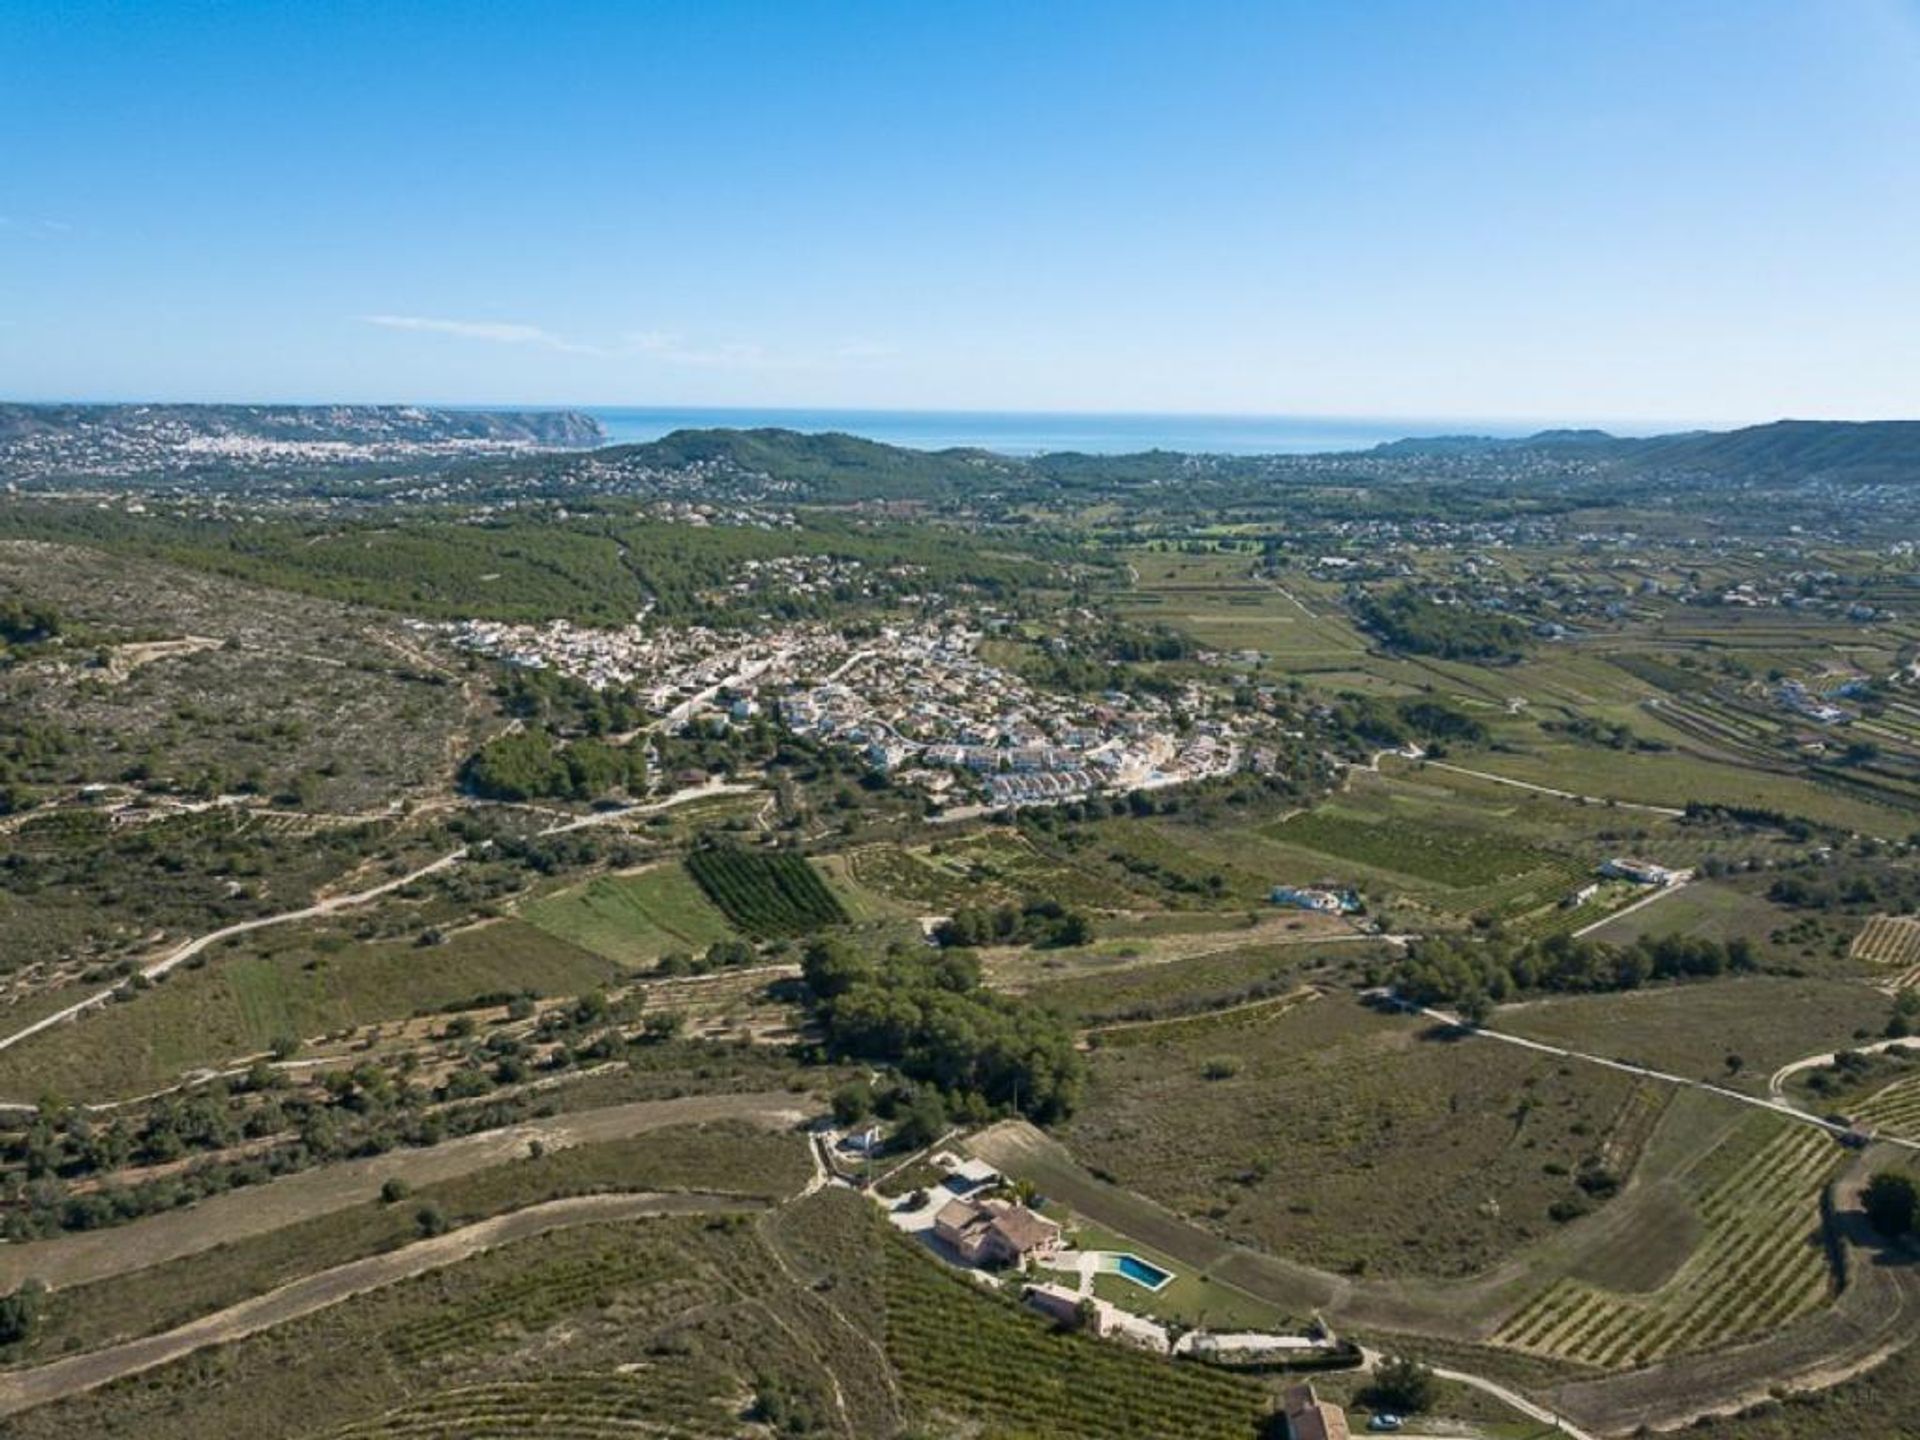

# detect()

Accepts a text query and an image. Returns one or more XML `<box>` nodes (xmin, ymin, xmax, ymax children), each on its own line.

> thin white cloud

<box><xmin>360</xmin><ymin>314</ymin><xmax>895</xmax><ymax>371</ymax></box>
<box><xmin>358</xmin><ymin>314</ymin><xmax>603</xmax><ymax>355</ymax></box>
<box><xmin>625</xmin><ymin>331</ymin><xmax>773</xmax><ymax>368</ymax></box>
<box><xmin>0</xmin><ymin>217</ymin><xmax>72</xmax><ymax>236</ymax></box>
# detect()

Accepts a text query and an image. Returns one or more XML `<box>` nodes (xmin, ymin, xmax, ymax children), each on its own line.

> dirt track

<box><xmin>1546</xmin><ymin>1156</ymin><xmax>1920</xmax><ymax>1434</ymax></box>
<box><xmin>0</xmin><ymin>1191</ymin><xmax>752</xmax><ymax>1417</ymax></box>
<box><xmin>0</xmin><ymin>1091</ymin><xmax>810</xmax><ymax>1293</ymax></box>
<box><xmin>971</xmin><ymin>1118</ymin><xmax>1920</xmax><ymax>1436</ymax></box>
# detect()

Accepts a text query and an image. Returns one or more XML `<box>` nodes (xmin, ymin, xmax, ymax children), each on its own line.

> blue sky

<box><xmin>3</xmin><ymin>1</ymin><xmax>1917</xmax><ymax>424</ymax></box>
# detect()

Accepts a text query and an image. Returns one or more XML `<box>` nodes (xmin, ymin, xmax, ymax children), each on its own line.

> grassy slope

<box><xmin>519</xmin><ymin>864</ymin><xmax>737</xmax><ymax>964</ymax></box>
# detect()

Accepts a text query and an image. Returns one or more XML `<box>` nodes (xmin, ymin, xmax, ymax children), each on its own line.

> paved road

<box><xmin>0</xmin><ymin>778</ymin><xmax>758</xmax><ymax>1059</ymax></box>
<box><xmin>0</xmin><ymin>1191</ymin><xmax>755</xmax><ymax>1418</ymax></box>
<box><xmin>660</xmin><ymin>649</ymin><xmax>792</xmax><ymax>731</ymax></box>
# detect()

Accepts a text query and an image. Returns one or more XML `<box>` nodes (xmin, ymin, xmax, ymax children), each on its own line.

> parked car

<box><xmin>1367</xmin><ymin>1417</ymin><xmax>1404</xmax><ymax>1434</ymax></box>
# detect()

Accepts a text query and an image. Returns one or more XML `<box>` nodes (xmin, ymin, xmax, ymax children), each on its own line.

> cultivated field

<box><xmin>1493</xmin><ymin>1116</ymin><xmax>1840</xmax><ymax>1368</ymax></box>
<box><xmin>882</xmin><ymin>1237</ymin><xmax>1267</xmax><ymax>1439</ymax></box>
<box><xmin>1852</xmin><ymin>1072</ymin><xmax>1920</xmax><ymax>1141</ymax></box>
<box><xmin>1496</xmin><ymin>976</ymin><xmax>1896</xmax><ymax>1093</ymax></box>
<box><xmin>520</xmin><ymin>864</ymin><xmax>738</xmax><ymax>964</ymax></box>
<box><xmin>1851</xmin><ymin>913</ymin><xmax>1920</xmax><ymax>977</ymax></box>
<box><xmin>684</xmin><ymin>846</ymin><xmax>847</xmax><ymax>937</ymax></box>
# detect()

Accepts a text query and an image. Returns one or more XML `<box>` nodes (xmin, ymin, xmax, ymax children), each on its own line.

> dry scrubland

<box><xmin>1062</xmin><ymin>994</ymin><xmax>1646</xmax><ymax>1278</ymax></box>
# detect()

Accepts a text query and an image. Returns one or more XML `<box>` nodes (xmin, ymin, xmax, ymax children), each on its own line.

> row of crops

<box><xmin>1493</xmin><ymin>1119</ymin><xmax>1840</xmax><ymax>1368</ymax></box>
<box><xmin>323</xmin><ymin>1374</ymin><xmax>742</xmax><ymax>1439</ymax></box>
<box><xmin>684</xmin><ymin>845</ymin><xmax>847</xmax><ymax>937</ymax></box>
<box><xmin>882</xmin><ymin>1240</ymin><xmax>1266</xmax><ymax>1439</ymax></box>
<box><xmin>1853</xmin><ymin>1073</ymin><xmax>1920</xmax><ymax>1141</ymax></box>
<box><xmin>1852</xmin><ymin>914</ymin><xmax>1920</xmax><ymax>969</ymax></box>
<box><xmin>384</xmin><ymin>1243</ymin><xmax>690</xmax><ymax>1364</ymax></box>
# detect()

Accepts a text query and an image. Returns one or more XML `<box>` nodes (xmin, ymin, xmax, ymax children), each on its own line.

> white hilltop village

<box><xmin>424</xmin><ymin>602</ymin><xmax>1244</xmax><ymax>813</ymax></box>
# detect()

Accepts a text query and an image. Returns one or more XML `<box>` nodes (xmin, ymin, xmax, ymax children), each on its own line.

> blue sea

<box><xmin>578</xmin><ymin>406</ymin><xmax>1530</xmax><ymax>457</ymax></box>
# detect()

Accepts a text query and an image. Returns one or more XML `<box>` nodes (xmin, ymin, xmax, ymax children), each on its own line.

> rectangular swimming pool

<box><xmin>1111</xmin><ymin>1253</ymin><xmax>1173</xmax><ymax>1291</ymax></box>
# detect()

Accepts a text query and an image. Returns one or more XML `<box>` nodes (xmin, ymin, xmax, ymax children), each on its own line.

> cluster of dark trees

<box><xmin>933</xmin><ymin>900</ymin><xmax>1094</xmax><ymax>950</ymax></box>
<box><xmin>1352</xmin><ymin>584</ymin><xmax>1529</xmax><ymax>661</ymax></box>
<box><xmin>1769</xmin><ymin>862</ymin><xmax>1920</xmax><ymax>915</ymax></box>
<box><xmin>1391</xmin><ymin>930</ymin><xmax>1758</xmax><ymax>1012</ymax></box>
<box><xmin>1864</xmin><ymin>1171</ymin><xmax>1917</xmax><ymax>1239</ymax></box>
<box><xmin>0</xmin><ymin>1278</ymin><xmax>43</xmax><ymax>1346</ymax></box>
<box><xmin>496</xmin><ymin>667</ymin><xmax>649</xmax><ymax>736</ymax></box>
<box><xmin>655</xmin><ymin>938</ymin><xmax>760</xmax><ymax>977</ymax></box>
<box><xmin>0</xmin><ymin>598</ymin><xmax>59</xmax><ymax>650</ymax></box>
<box><xmin>1543</xmin><ymin>715</ymin><xmax>1667</xmax><ymax>752</ymax></box>
<box><xmin>800</xmin><ymin>938</ymin><xmax>1083</xmax><ymax>1124</ymax></box>
<box><xmin>1681</xmin><ymin>801</ymin><xmax>1820</xmax><ymax>842</ymax></box>
<box><xmin>1332</xmin><ymin>693</ymin><xmax>1488</xmax><ymax>751</ymax></box>
<box><xmin>0</xmin><ymin>718</ymin><xmax>71</xmax><ymax>813</ymax></box>
<box><xmin>0</xmin><ymin>501</ymin><xmax>1055</xmax><ymax>629</ymax></box>
<box><xmin>0</xmin><ymin>809</ymin><xmax>399</xmax><ymax>975</ymax></box>
<box><xmin>460</xmin><ymin>729</ymin><xmax>646</xmax><ymax>803</ymax></box>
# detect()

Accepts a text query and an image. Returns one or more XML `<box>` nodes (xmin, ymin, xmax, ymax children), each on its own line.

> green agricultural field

<box><xmin>842</xmin><ymin>829</ymin><xmax>1145</xmax><ymax>912</ymax></box>
<box><xmin>1267</xmin><ymin>806</ymin><xmax>1573</xmax><ymax>889</ymax></box>
<box><xmin>1448</xmin><ymin>736</ymin><xmax>1917</xmax><ymax>839</ymax></box>
<box><xmin>2</xmin><ymin>1186</ymin><xmax>1276</xmax><ymax>1440</ymax></box>
<box><xmin>1493</xmin><ymin>1115</ymin><xmax>1841</xmax><ymax>1367</ymax></box>
<box><xmin>1060</xmin><ymin>993</ymin><xmax>1645</xmax><ymax>1278</ymax></box>
<box><xmin>846</xmin><ymin>842</ymin><xmax>997</xmax><ymax>910</ymax></box>
<box><xmin>684</xmin><ymin>846</ymin><xmax>847</xmax><ymax>937</ymax></box>
<box><xmin>939</xmin><ymin>828</ymin><xmax>1144</xmax><ymax>908</ymax></box>
<box><xmin>1115</xmin><ymin>548</ymin><xmax>1372</xmax><ymax>667</ymax></box>
<box><xmin>1848</xmin><ymin>1071</ymin><xmax>1920</xmax><ymax>1141</ymax></box>
<box><xmin>881</xmin><ymin>1234</ymin><xmax>1269</xmax><ymax>1440</ymax></box>
<box><xmin>0</xmin><ymin>918</ymin><xmax>620</xmax><ymax>1103</ymax></box>
<box><xmin>520</xmin><ymin>864</ymin><xmax>738</xmax><ymax>964</ymax></box>
<box><xmin>1580</xmin><ymin>880</ymin><xmax>1794</xmax><ymax>954</ymax></box>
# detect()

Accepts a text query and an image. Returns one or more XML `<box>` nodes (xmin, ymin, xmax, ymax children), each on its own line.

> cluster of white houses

<box><xmin>435</xmin><ymin>609</ymin><xmax>1250</xmax><ymax>809</ymax></box>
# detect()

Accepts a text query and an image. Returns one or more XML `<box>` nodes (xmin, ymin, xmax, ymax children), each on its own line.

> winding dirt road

<box><xmin>0</xmin><ymin>778</ymin><xmax>759</xmax><ymax>1059</ymax></box>
<box><xmin>0</xmin><ymin>1090</ymin><xmax>809</xmax><ymax>1294</ymax></box>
